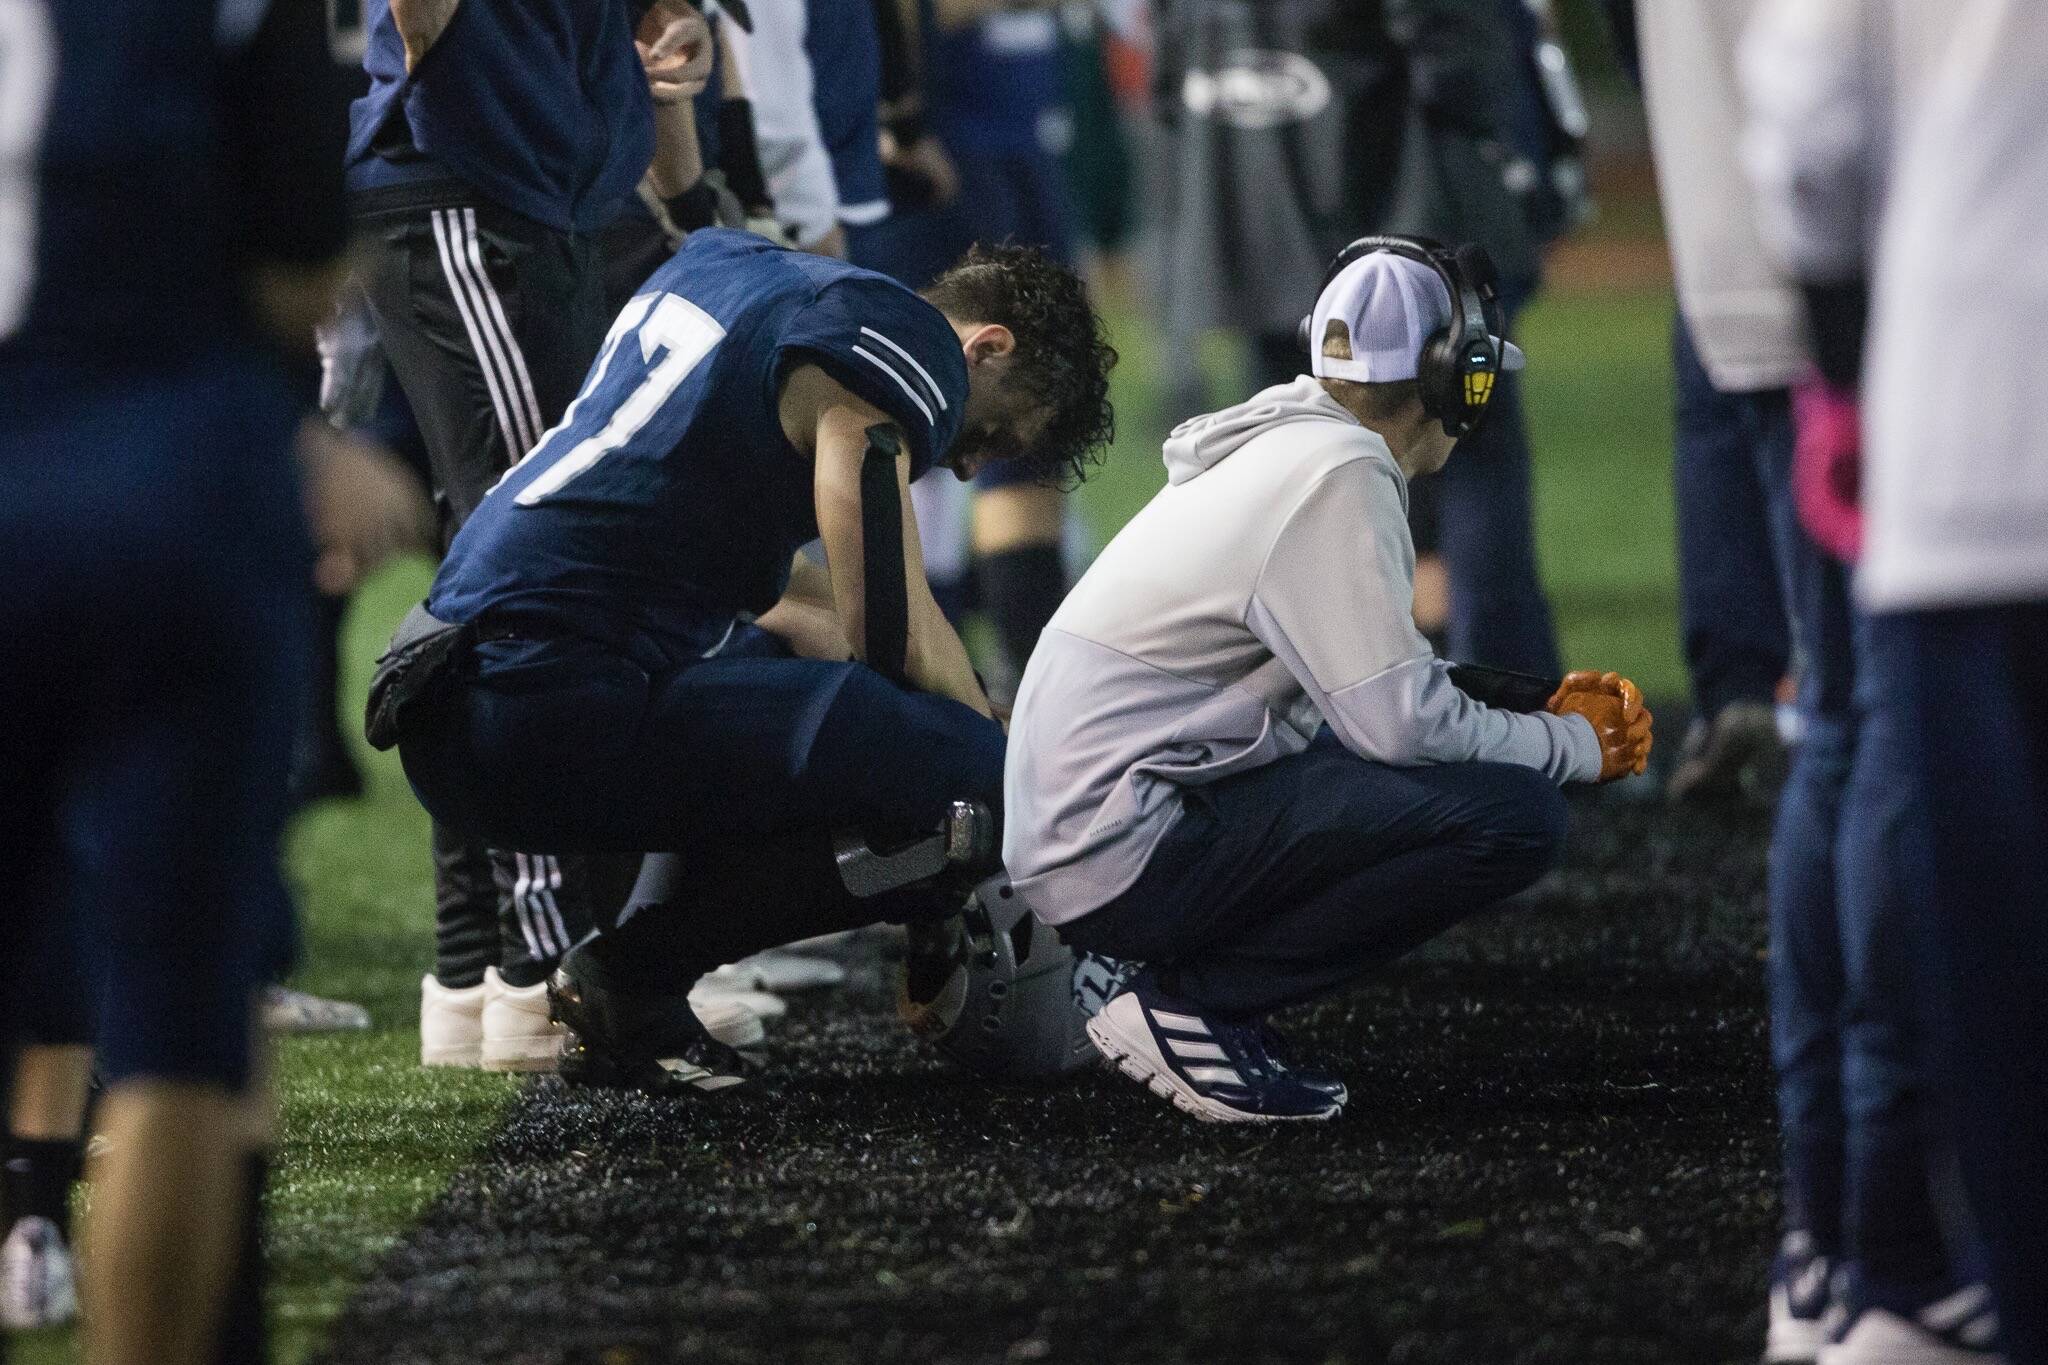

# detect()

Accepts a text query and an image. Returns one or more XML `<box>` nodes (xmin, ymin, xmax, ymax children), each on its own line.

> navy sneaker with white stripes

<box><xmin>1819</xmin><ymin>1268</ymin><xmax>2002</xmax><ymax>1365</ymax></box>
<box><xmin>1085</xmin><ymin>978</ymin><xmax>1343</xmax><ymax>1123</ymax></box>
<box><xmin>1765</xmin><ymin>1231</ymin><xmax>1834</xmax><ymax>1364</ymax></box>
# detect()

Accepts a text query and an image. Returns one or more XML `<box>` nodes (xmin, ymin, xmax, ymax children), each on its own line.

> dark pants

<box><xmin>1060</xmin><ymin>734</ymin><xmax>1569</xmax><ymax>1017</ymax></box>
<box><xmin>1872</xmin><ymin>603</ymin><xmax>2048</xmax><ymax>1361</ymax></box>
<box><xmin>1672</xmin><ymin>314</ymin><xmax>1795</xmax><ymax>718</ymax></box>
<box><xmin>400</xmin><ymin>631</ymin><xmax>1007</xmax><ymax>993</ymax></box>
<box><xmin>2</xmin><ymin>354</ymin><xmax>307</xmax><ymax>1090</ymax></box>
<box><xmin>357</xmin><ymin>195</ymin><xmax>622</xmax><ymax>986</ymax></box>
<box><xmin>1769</xmin><ymin>533</ymin><xmax>1946</xmax><ymax>1288</ymax></box>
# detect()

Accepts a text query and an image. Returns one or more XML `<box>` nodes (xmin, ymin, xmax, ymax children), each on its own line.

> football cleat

<box><xmin>419</xmin><ymin>973</ymin><xmax>486</xmax><ymax>1068</ymax></box>
<box><xmin>1765</xmin><ymin>1231</ymin><xmax>1834</xmax><ymax>1363</ymax></box>
<box><xmin>548</xmin><ymin>954</ymin><xmax>749</xmax><ymax>1097</ymax></box>
<box><xmin>480</xmin><ymin>967</ymin><xmax>569</xmax><ymax>1073</ymax></box>
<box><xmin>263</xmin><ymin>986</ymin><xmax>371</xmax><ymax>1034</ymax></box>
<box><xmin>0</xmin><ymin>1216</ymin><xmax>78</xmax><ymax>1331</ymax></box>
<box><xmin>1819</xmin><ymin>1270</ymin><xmax>2002</xmax><ymax>1365</ymax></box>
<box><xmin>1085</xmin><ymin>980</ymin><xmax>1343</xmax><ymax>1124</ymax></box>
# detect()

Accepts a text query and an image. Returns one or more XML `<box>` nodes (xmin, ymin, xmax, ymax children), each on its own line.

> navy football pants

<box><xmin>400</xmin><ymin>634</ymin><xmax>1006</xmax><ymax>989</ymax></box>
<box><xmin>1058</xmin><ymin>732</ymin><xmax>1569</xmax><ymax>1017</ymax></box>
<box><xmin>1</xmin><ymin>355</ymin><xmax>308</xmax><ymax>1091</ymax></box>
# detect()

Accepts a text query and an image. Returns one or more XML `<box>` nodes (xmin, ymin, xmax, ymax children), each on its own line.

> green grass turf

<box><xmin>5</xmin><ymin>285</ymin><xmax>1681</xmax><ymax>1365</ymax></box>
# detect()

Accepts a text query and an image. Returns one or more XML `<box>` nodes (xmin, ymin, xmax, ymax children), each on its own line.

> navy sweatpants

<box><xmin>1058</xmin><ymin>733</ymin><xmax>1570</xmax><ymax>1017</ymax></box>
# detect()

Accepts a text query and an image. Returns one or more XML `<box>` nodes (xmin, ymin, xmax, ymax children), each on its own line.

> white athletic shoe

<box><xmin>481</xmin><ymin>967</ymin><xmax>569</xmax><ymax>1073</ymax></box>
<box><xmin>688</xmin><ymin>978</ymin><xmax>788</xmax><ymax>1020</ymax></box>
<box><xmin>263</xmin><ymin>985</ymin><xmax>371</xmax><ymax>1034</ymax></box>
<box><xmin>1820</xmin><ymin>1280</ymin><xmax>2003</xmax><ymax>1365</ymax></box>
<box><xmin>708</xmin><ymin>949</ymin><xmax>847</xmax><ymax>994</ymax></box>
<box><xmin>0</xmin><ymin>1216</ymin><xmax>77</xmax><ymax>1331</ymax></box>
<box><xmin>420</xmin><ymin>973</ymin><xmax>486</xmax><ymax>1068</ymax></box>
<box><xmin>693</xmin><ymin>995</ymin><xmax>768</xmax><ymax>1050</ymax></box>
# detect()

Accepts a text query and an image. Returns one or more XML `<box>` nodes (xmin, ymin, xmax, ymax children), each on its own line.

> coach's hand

<box><xmin>1546</xmin><ymin>670</ymin><xmax>1653</xmax><ymax>781</ymax></box>
<box><xmin>299</xmin><ymin>421</ymin><xmax>436</xmax><ymax>596</ymax></box>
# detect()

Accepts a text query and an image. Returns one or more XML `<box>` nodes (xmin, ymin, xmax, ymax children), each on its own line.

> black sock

<box><xmin>211</xmin><ymin>1153</ymin><xmax>269</xmax><ymax>1365</ymax></box>
<box><xmin>976</xmin><ymin>543</ymin><xmax>1066</xmax><ymax>680</ymax></box>
<box><xmin>2</xmin><ymin>1135</ymin><xmax>82</xmax><ymax>1239</ymax></box>
<box><xmin>587</xmin><ymin>835</ymin><xmax>878</xmax><ymax>995</ymax></box>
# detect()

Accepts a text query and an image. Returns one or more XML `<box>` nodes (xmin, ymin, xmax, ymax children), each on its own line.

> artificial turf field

<box><xmin>14</xmin><ymin>284</ymin><xmax>1792</xmax><ymax>1365</ymax></box>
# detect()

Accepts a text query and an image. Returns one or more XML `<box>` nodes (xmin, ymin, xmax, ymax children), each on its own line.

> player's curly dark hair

<box><xmin>922</xmin><ymin>243</ymin><xmax>1118</xmax><ymax>487</ymax></box>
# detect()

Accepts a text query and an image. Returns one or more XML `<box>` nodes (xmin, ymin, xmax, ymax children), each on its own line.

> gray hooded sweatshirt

<box><xmin>1002</xmin><ymin>377</ymin><xmax>1601</xmax><ymax>926</ymax></box>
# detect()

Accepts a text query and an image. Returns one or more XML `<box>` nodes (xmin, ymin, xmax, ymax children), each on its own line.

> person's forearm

<box><xmin>906</xmin><ymin>586</ymin><xmax>993</xmax><ymax>716</ymax></box>
<box><xmin>648</xmin><ymin>97</ymin><xmax>704</xmax><ymax>200</ymax></box>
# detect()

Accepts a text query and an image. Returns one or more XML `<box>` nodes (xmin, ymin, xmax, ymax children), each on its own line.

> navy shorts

<box><xmin>400</xmin><ymin>628</ymin><xmax>1006</xmax><ymax>856</ymax></box>
<box><xmin>1</xmin><ymin>354</ymin><xmax>310</xmax><ymax>1091</ymax></box>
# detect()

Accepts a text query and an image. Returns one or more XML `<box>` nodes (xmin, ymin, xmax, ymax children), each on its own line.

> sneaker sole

<box><xmin>420</xmin><ymin>1044</ymin><xmax>484</xmax><ymax>1069</ymax></box>
<box><xmin>479</xmin><ymin>1031</ymin><xmax>566</xmax><ymax>1074</ymax></box>
<box><xmin>1085</xmin><ymin>1011</ymin><xmax>1340</xmax><ymax>1125</ymax></box>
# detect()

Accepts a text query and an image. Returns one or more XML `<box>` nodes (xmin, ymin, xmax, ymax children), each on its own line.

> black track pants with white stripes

<box><xmin>359</xmin><ymin>196</ymin><xmax>628</xmax><ymax>987</ymax></box>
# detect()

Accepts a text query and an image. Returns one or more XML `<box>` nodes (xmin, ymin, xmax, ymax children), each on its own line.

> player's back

<box><xmin>433</xmin><ymin>229</ymin><xmax>967</xmax><ymax>659</ymax></box>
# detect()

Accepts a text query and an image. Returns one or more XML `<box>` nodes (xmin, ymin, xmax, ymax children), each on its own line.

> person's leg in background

<box><xmin>1432</xmin><ymin>290</ymin><xmax>1562</xmax><ymax>678</ymax></box>
<box><xmin>1879</xmin><ymin>604</ymin><xmax>2048</xmax><ymax>1365</ymax></box>
<box><xmin>1669</xmin><ymin>313</ymin><xmax>1793</xmax><ymax>803</ymax></box>
<box><xmin>1830</xmin><ymin>607</ymin><xmax>1992</xmax><ymax>1349</ymax></box>
<box><xmin>1761</xmin><ymin>452</ymin><xmax>1857</xmax><ymax>1359</ymax></box>
<box><xmin>357</xmin><ymin>202</ymin><xmax>626</xmax><ymax>1049</ymax></box>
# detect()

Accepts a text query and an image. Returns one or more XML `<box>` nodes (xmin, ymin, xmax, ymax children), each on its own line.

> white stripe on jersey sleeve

<box><xmin>837</xmin><ymin>199</ymin><xmax>891</xmax><ymax>227</ymax></box>
<box><xmin>852</xmin><ymin>345</ymin><xmax>935</xmax><ymax>426</ymax></box>
<box><xmin>859</xmin><ymin>326</ymin><xmax>948</xmax><ymax>410</ymax></box>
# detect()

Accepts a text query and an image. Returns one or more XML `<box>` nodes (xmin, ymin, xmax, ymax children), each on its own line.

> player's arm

<box><xmin>756</xmin><ymin>552</ymin><xmax>855</xmax><ymax>661</ymax></box>
<box><xmin>784</xmin><ymin>366</ymin><xmax>993</xmax><ymax>717</ymax></box>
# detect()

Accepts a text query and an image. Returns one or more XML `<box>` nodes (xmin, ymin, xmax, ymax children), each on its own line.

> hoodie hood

<box><xmin>1160</xmin><ymin>375</ymin><xmax>1362</xmax><ymax>485</ymax></box>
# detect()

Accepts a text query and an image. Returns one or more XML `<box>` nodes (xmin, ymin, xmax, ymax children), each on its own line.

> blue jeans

<box><xmin>1672</xmin><ymin>313</ymin><xmax>1796</xmax><ymax>717</ymax></box>
<box><xmin>1059</xmin><ymin>733</ymin><xmax>1569</xmax><ymax>1017</ymax></box>
<box><xmin>1871</xmin><ymin>604</ymin><xmax>2048</xmax><ymax>1361</ymax></box>
<box><xmin>1769</xmin><ymin>505</ymin><xmax>1947</xmax><ymax>1286</ymax></box>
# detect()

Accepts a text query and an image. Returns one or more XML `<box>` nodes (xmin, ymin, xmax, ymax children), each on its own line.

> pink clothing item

<box><xmin>1792</xmin><ymin>376</ymin><xmax>1862</xmax><ymax>562</ymax></box>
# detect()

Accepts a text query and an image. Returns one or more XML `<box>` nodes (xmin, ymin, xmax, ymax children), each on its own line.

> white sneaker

<box><xmin>0</xmin><ymin>1216</ymin><xmax>77</xmax><ymax>1331</ymax></box>
<box><xmin>689</xmin><ymin>978</ymin><xmax>788</xmax><ymax>1020</ymax></box>
<box><xmin>710</xmin><ymin>948</ymin><xmax>847</xmax><ymax>994</ymax></box>
<box><xmin>1820</xmin><ymin>1281</ymin><xmax>2003</xmax><ymax>1365</ymax></box>
<box><xmin>420</xmin><ymin>973</ymin><xmax>486</xmax><ymax>1068</ymax></box>
<box><xmin>694</xmin><ymin>996</ymin><xmax>767</xmax><ymax>1050</ymax></box>
<box><xmin>480</xmin><ymin>967</ymin><xmax>569</xmax><ymax>1073</ymax></box>
<box><xmin>263</xmin><ymin>985</ymin><xmax>371</xmax><ymax>1034</ymax></box>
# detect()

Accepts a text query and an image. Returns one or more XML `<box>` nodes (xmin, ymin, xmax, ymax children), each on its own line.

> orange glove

<box><xmin>1546</xmin><ymin>670</ymin><xmax>1653</xmax><ymax>781</ymax></box>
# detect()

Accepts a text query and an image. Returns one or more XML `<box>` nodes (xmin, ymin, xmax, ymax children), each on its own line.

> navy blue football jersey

<box><xmin>431</xmin><ymin>230</ymin><xmax>968</xmax><ymax>655</ymax></box>
<box><xmin>0</xmin><ymin>0</ymin><xmax>345</xmax><ymax>375</ymax></box>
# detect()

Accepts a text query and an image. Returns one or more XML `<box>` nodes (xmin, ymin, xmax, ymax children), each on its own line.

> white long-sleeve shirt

<box><xmin>1743</xmin><ymin>0</ymin><xmax>2048</xmax><ymax>611</ymax></box>
<box><xmin>1002</xmin><ymin>378</ymin><xmax>1600</xmax><ymax>926</ymax></box>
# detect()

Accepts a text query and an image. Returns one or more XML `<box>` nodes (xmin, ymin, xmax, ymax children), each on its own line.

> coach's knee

<box><xmin>1467</xmin><ymin>766</ymin><xmax>1570</xmax><ymax>893</ymax></box>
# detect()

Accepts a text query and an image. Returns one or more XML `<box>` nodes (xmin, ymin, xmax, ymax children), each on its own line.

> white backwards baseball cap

<box><xmin>1307</xmin><ymin>251</ymin><xmax>1526</xmax><ymax>384</ymax></box>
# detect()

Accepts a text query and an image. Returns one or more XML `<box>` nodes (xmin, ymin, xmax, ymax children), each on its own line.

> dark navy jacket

<box><xmin>345</xmin><ymin>0</ymin><xmax>653</xmax><ymax>233</ymax></box>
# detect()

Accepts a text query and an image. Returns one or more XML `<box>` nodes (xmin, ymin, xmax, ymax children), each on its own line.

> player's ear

<box><xmin>962</xmin><ymin>323</ymin><xmax>1015</xmax><ymax>366</ymax></box>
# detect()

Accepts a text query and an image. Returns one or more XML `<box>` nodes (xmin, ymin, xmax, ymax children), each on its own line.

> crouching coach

<box><xmin>1003</xmin><ymin>238</ymin><xmax>1653</xmax><ymax>1124</ymax></box>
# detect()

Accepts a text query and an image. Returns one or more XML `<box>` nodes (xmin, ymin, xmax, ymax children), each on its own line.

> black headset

<box><xmin>1299</xmin><ymin>234</ymin><xmax>1508</xmax><ymax>438</ymax></box>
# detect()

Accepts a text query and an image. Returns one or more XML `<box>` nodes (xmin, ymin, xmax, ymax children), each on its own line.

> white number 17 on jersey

<box><xmin>510</xmin><ymin>290</ymin><xmax>726</xmax><ymax>506</ymax></box>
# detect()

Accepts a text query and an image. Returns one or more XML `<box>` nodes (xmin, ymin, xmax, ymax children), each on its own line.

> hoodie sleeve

<box><xmin>1245</xmin><ymin>457</ymin><xmax>1602</xmax><ymax>784</ymax></box>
